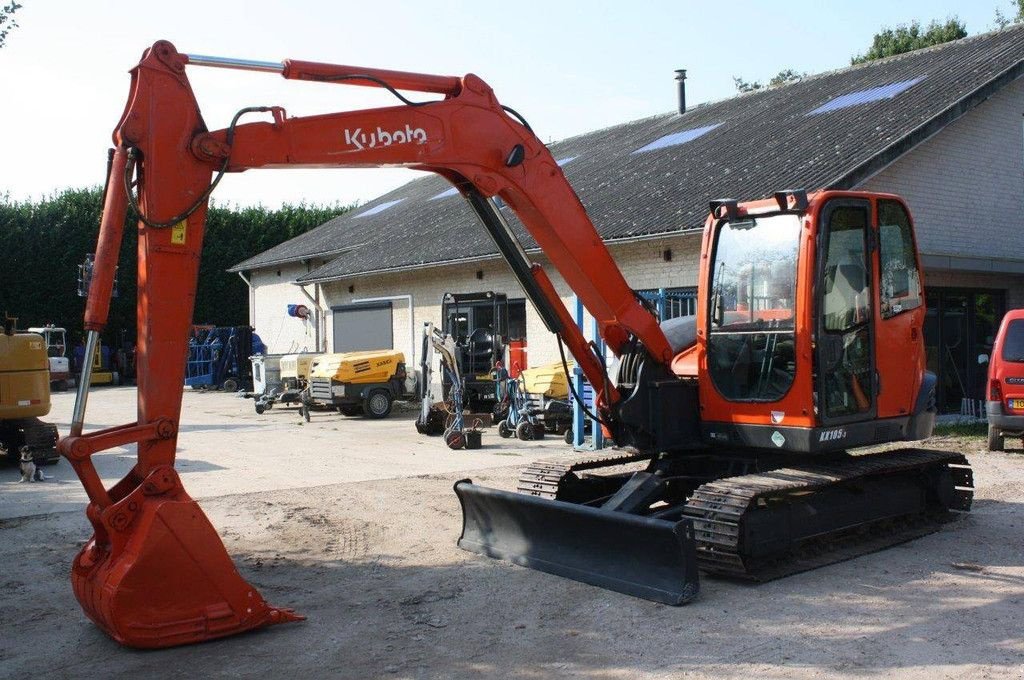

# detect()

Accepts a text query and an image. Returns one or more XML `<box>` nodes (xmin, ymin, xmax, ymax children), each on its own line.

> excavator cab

<box><xmin>457</xmin><ymin>190</ymin><xmax>971</xmax><ymax>603</ymax></box>
<box><xmin>698</xmin><ymin>190</ymin><xmax>936</xmax><ymax>451</ymax></box>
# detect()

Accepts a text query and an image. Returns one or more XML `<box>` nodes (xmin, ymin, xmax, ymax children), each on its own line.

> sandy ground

<box><xmin>1</xmin><ymin>388</ymin><xmax>1022</xmax><ymax>679</ymax></box>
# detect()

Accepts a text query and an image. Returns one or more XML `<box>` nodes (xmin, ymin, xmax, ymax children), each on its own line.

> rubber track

<box><xmin>517</xmin><ymin>449</ymin><xmax>655</xmax><ymax>498</ymax></box>
<box><xmin>683</xmin><ymin>448</ymin><xmax>974</xmax><ymax>580</ymax></box>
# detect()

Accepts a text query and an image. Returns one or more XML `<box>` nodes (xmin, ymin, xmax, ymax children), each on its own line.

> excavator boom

<box><xmin>61</xmin><ymin>41</ymin><xmax>689</xmax><ymax>648</ymax></box>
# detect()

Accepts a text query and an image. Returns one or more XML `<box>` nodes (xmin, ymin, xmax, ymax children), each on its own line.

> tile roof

<box><xmin>226</xmin><ymin>26</ymin><xmax>1024</xmax><ymax>283</ymax></box>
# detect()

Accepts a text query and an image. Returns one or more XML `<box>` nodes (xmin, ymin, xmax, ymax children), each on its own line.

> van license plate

<box><xmin>1009</xmin><ymin>399</ymin><xmax>1024</xmax><ymax>410</ymax></box>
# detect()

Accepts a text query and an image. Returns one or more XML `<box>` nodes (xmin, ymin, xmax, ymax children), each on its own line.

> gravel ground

<box><xmin>0</xmin><ymin>389</ymin><xmax>1022</xmax><ymax>679</ymax></box>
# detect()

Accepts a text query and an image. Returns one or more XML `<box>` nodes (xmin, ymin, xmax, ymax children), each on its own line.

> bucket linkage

<box><xmin>59</xmin><ymin>416</ymin><xmax>302</xmax><ymax>649</ymax></box>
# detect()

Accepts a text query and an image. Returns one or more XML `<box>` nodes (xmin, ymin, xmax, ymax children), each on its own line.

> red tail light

<box><xmin>990</xmin><ymin>379</ymin><xmax>1002</xmax><ymax>401</ymax></box>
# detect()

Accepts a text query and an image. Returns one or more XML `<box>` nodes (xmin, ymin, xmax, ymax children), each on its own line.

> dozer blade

<box><xmin>454</xmin><ymin>479</ymin><xmax>700</xmax><ymax>605</ymax></box>
<box><xmin>72</xmin><ymin>465</ymin><xmax>302</xmax><ymax>649</ymax></box>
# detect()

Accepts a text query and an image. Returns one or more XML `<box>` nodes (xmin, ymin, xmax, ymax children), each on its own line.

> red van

<box><xmin>987</xmin><ymin>309</ymin><xmax>1024</xmax><ymax>451</ymax></box>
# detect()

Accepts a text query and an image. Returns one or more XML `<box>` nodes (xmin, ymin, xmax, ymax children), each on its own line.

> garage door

<box><xmin>332</xmin><ymin>302</ymin><xmax>393</xmax><ymax>352</ymax></box>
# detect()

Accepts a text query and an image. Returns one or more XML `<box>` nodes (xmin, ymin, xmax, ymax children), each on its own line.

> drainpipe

<box><xmin>351</xmin><ymin>293</ymin><xmax>415</xmax><ymax>365</ymax></box>
<box><xmin>297</xmin><ymin>284</ymin><xmax>325</xmax><ymax>352</ymax></box>
<box><xmin>237</xmin><ymin>271</ymin><xmax>255</xmax><ymax>326</ymax></box>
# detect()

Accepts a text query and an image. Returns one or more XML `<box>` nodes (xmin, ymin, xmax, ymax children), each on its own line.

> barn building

<box><xmin>231</xmin><ymin>27</ymin><xmax>1024</xmax><ymax>412</ymax></box>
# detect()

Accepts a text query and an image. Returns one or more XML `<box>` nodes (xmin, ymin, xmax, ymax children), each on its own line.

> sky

<box><xmin>0</xmin><ymin>0</ymin><xmax>1011</xmax><ymax>210</ymax></box>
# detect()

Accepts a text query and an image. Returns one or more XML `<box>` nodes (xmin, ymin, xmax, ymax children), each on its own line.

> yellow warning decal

<box><xmin>171</xmin><ymin>220</ymin><xmax>187</xmax><ymax>245</ymax></box>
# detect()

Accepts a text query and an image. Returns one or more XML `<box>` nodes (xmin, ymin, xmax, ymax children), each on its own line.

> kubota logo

<box><xmin>344</xmin><ymin>125</ymin><xmax>427</xmax><ymax>151</ymax></box>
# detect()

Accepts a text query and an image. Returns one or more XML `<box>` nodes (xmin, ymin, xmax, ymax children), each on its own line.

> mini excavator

<box><xmin>62</xmin><ymin>41</ymin><xmax>972</xmax><ymax>648</ymax></box>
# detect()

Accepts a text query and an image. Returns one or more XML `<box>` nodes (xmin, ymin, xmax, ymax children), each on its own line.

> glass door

<box><xmin>817</xmin><ymin>199</ymin><xmax>876</xmax><ymax>424</ymax></box>
<box><xmin>924</xmin><ymin>288</ymin><xmax>1005</xmax><ymax>411</ymax></box>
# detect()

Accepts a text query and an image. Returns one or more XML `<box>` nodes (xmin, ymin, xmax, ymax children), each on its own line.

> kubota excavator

<box><xmin>62</xmin><ymin>41</ymin><xmax>972</xmax><ymax>649</ymax></box>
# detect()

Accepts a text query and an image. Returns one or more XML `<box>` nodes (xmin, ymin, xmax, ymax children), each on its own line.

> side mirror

<box><xmin>978</xmin><ymin>353</ymin><xmax>989</xmax><ymax>365</ymax></box>
<box><xmin>712</xmin><ymin>293</ymin><xmax>725</xmax><ymax>327</ymax></box>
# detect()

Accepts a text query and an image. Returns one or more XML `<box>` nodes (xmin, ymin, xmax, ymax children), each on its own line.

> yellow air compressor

<box><xmin>305</xmin><ymin>349</ymin><xmax>409</xmax><ymax>418</ymax></box>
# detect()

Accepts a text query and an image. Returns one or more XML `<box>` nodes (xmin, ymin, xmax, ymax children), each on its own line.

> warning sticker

<box><xmin>171</xmin><ymin>220</ymin><xmax>187</xmax><ymax>245</ymax></box>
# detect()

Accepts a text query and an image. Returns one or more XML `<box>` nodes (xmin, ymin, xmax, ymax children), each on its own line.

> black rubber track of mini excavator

<box><xmin>516</xmin><ymin>450</ymin><xmax>656</xmax><ymax>498</ymax></box>
<box><xmin>682</xmin><ymin>448</ymin><xmax>974</xmax><ymax>581</ymax></box>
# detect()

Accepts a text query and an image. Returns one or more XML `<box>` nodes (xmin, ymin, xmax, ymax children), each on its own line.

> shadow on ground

<box><xmin>1</xmin><ymin>491</ymin><xmax>1022</xmax><ymax>679</ymax></box>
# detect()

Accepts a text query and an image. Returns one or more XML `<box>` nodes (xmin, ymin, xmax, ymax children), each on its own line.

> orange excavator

<box><xmin>62</xmin><ymin>41</ymin><xmax>973</xmax><ymax>649</ymax></box>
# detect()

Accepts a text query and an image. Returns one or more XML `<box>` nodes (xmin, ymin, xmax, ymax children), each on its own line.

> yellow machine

<box><xmin>280</xmin><ymin>353</ymin><xmax>320</xmax><ymax>388</ymax></box>
<box><xmin>518</xmin><ymin>360</ymin><xmax>573</xmax><ymax>399</ymax></box>
<box><xmin>305</xmin><ymin>349</ymin><xmax>409</xmax><ymax>418</ymax></box>
<box><xmin>250</xmin><ymin>352</ymin><xmax>323</xmax><ymax>414</ymax></box>
<box><xmin>87</xmin><ymin>342</ymin><xmax>119</xmax><ymax>386</ymax></box>
<box><xmin>0</xmin><ymin>321</ymin><xmax>60</xmax><ymax>464</ymax></box>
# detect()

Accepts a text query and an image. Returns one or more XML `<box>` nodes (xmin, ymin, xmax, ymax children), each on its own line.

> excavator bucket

<box><xmin>70</xmin><ymin>465</ymin><xmax>302</xmax><ymax>649</ymax></box>
<box><xmin>454</xmin><ymin>480</ymin><xmax>700</xmax><ymax>605</ymax></box>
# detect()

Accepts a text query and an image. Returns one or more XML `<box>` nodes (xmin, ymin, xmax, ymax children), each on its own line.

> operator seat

<box><xmin>823</xmin><ymin>263</ymin><xmax>867</xmax><ymax>330</ymax></box>
<box><xmin>467</xmin><ymin>327</ymin><xmax>495</xmax><ymax>374</ymax></box>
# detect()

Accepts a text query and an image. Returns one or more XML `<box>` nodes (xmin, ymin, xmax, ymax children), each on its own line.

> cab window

<box><xmin>878</xmin><ymin>200</ymin><xmax>923</xmax><ymax>319</ymax></box>
<box><xmin>707</xmin><ymin>214</ymin><xmax>801</xmax><ymax>402</ymax></box>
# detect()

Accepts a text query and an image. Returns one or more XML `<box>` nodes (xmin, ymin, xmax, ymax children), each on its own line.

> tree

<box><xmin>768</xmin><ymin>69</ymin><xmax>805</xmax><ymax>87</ymax></box>
<box><xmin>0</xmin><ymin>189</ymin><xmax>350</xmax><ymax>344</ymax></box>
<box><xmin>0</xmin><ymin>2</ymin><xmax>22</xmax><ymax>48</ymax></box>
<box><xmin>851</xmin><ymin>19</ymin><xmax>967</xmax><ymax>64</ymax></box>
<box><xmin>732</xmin><ymin>76</ymin><xmax>762</xmax><ymax>93</ymax></box>
<box><xmin>994</xmin><ymin>1</ymin><xmax>1024</xmax><ymax>29</ymax></box>
<box><xmin>733</xmin><ymin>69</ymin><xmax>805</xmax><ymax>93</ymax></box>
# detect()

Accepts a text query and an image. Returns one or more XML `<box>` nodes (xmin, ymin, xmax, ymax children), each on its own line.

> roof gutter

<box><xmin>294</xmin><ymin>227</ymin><xmax>705</xmax><ymax>285</ymax></box>
<box><xmin>227</xmin><ymin>244</ymin><xmax>365</xmax><ymax>274</ymax></box>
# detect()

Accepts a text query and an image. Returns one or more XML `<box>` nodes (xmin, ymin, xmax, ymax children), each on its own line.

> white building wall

<box><xmin>249</xmin><ymin>262</ymin><xmax>320</xmax><ymax>354</ymax></box>
<box><xmin>317</xmin><ymin>232</ymin><xmax>703</xmax><ymax>370</ymax></box>
<box><xmin>860</xmin><ymin>77</ymin><xmax>1024</xmax><ymax>267</ymax></box>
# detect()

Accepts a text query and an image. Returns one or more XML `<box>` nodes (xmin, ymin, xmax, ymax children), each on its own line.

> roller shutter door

<box><xmin>332</xmin><ymin>302</ymin><xmax>393</xmax><ymax>352</ymax></box>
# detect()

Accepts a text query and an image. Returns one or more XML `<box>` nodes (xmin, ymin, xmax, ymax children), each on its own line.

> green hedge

<box><xmin>0</xmin><ymin>188</ymin><xmax>349</xmax><ymax>346</ymax></box>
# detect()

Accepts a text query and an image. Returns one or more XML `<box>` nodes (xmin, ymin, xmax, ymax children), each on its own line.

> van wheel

<box><xmin>364</xmin><ymin>390</ymin><xmax>393</xmax><ymax>418</ymax></box>
<box><xmin>987</xmin><ymin>424</ymin><xmax>1004</xmax><ymax>452</ymax></box>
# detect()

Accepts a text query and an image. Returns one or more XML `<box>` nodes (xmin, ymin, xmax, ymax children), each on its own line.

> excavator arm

<box><xmin>60</xmin><ymin>41</ymin><xmax>684</xmax><ymax>648</ymax></box>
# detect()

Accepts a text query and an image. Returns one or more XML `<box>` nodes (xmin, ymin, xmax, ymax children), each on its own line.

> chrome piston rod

<box><xmin>69</xmin><ymin>329</ymin><xmax>100</xmax><ymax>437</ymax></box>
<box><xmin>184</xmin><ymin>53</ymin><xmax>283</xmax><ymax>73</ymax></box>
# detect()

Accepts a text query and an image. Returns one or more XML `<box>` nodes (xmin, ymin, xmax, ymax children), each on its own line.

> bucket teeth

<box><xmin>71</xmin><ymin>467</ymin><xmax>302</xmax><ymax>649</ymax></box>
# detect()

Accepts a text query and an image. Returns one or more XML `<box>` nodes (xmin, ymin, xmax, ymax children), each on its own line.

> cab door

<box><xmin>816</xmin><ymin>198</ymin><xmax>877</xmax><ymax>425</ymax></box>
<box><xmin>873</xmin><ymin>198</ymin><xmax>926</xmax><ymax>418</ymax></box>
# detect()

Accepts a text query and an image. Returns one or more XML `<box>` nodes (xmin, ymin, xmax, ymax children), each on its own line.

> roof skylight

<box><xmin>353</xmin><ymin>198</ymin><xmax>405</xmax><ymax>217</ymax></box>
<box><xmin>633</xmin><ymin>123</ymin><xmax>722</xmax><ymax>154</ymax></box>
<box><xmin>430</xmin><ymin>187</ymin><xmax>459</xmax><ymax>200</ymax></box>
<box><xmin>807</xmin><ymin>77</ymin><xmax>926</xmax><ymax>116</ymax></box>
